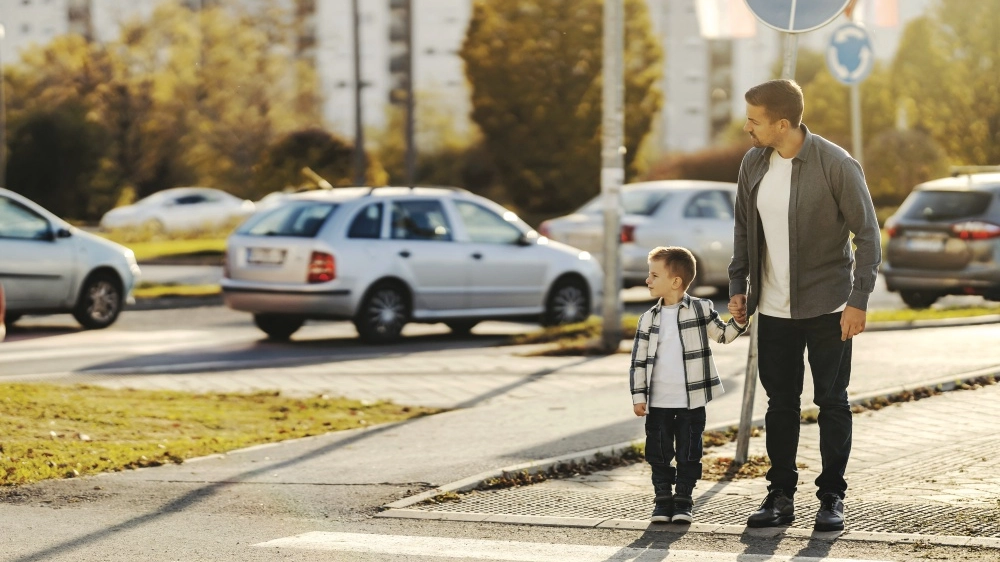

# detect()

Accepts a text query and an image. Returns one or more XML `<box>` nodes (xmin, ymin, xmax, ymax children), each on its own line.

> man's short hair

<box><xmin>745</xmin><ymin>79</ymin><xmax>804</xmax><ymax>128</ymax></box>
<box><xmin>648</xmin><ymin>246</ymin><xmax>697</xmax><ymax>290</ymax></box>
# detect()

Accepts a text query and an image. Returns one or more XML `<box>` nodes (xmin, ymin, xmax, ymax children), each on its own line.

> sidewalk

<box><xmin>382</xmin><ymin>379</ymin><xmax>1000</xmax><ymax>549</ymax></box>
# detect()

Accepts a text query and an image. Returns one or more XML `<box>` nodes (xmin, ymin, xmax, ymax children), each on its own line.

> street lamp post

<box><xmin>0</xmin><ymin>23</ymin><xmax>6</xmax><ymax>188</ymax></box>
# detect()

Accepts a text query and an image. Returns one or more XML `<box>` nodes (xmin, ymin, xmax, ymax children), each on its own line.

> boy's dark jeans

<box><xmin>758</xmin><ymin>313</ymin><xmax>853</xmax><ymax>500</ymax></box>
<box><xmin>645</xmin><ymin>406</ymin><xmax>706</xmax><ymax>500</ymax></box>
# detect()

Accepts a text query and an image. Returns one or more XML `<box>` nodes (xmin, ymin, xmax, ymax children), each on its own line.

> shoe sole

<box><xmin>746</xmin><ymin>515</ymin><xmax>795</xmax><ymax>528</ymax></box>
<box><xmin>650</xmin><ymin>516</ymin><xmax>671</xmax><ymax>523</ymax></box>
<box><xmin>671</xmin><ymin>514</ymin><xmax>692</xmax><ymax>524</ymax></box>
<box><xmin>814</xmin><ymin>521</ymin><xmax>844</xmax><ymax>532</ymax></box>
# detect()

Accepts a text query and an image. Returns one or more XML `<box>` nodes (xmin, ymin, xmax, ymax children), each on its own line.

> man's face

<box><xmin>743</xmin><ymin>103</ymin><xmax>781</xmax><ymax>148</ymax></box>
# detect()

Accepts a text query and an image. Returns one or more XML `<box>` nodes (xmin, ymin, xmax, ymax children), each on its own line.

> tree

<box><xmin>461</xmin><ymin>0</ymin><xmax>663</xmax><ymax>215</ymax></box>
<box><xmin>6</xmin><ymin>104</ymin><xmax>106</xmax><ymax>221</ymax></box>
<box><xmin>892</xmin><ymin>3</ymin><xmax>1000</xmax><ymax>165</ymax></box>
<box><xmin>863</xmin><ymin>129</ymin><xmax>949</xmax><ymax>207</ymax></box>
<box><xmin>254</xmin><ymin>128</ymin><xmax>387</xmax><ymax>195</ymax></box>
<box><xmin>800</xmin><ymin>62</ymin><xmax>896</xmax><ymax>153</ymax></box>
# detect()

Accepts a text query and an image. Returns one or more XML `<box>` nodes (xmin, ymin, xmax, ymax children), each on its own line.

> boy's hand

<box><xmin>633</xmin><ymin>403</ymin><xmax>647</xmax><ymax>417</ymax></box>
<box><xmin>728</xmin><ymin>294</ymin><xmax>748</xmax><ymax>325</ymax></box>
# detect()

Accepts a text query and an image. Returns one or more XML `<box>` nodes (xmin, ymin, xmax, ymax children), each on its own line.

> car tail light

<box><xmin>951</xmin><ymin>221</ymin><xmax>1000</xmax><ymax>240</ymax></box>
<box><xmin>884</xmin><ymin>218</ymin><xmax>899</xmax><ymax>238</ymax></box>
<box><xmin>307</xmin><ymin>251</ymin><xmax>336</xmax><ymax>283</ymax></box>
<box><xmin>538</xmin><ymin>221</ymin><xmax>551</xmax><ymax>238</ymax></box>
<box><xmin>620</xmin><ymin>224</ymin><xmax>636</xmax><ymax>244</ymax></box>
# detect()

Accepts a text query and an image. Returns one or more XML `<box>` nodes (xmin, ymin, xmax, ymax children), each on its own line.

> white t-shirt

<box><xmin>757</xmin><ymin>150</ymin><xmax>794</xmax><ymax>318</ymax></box>
<box><xmin>649</xmin><ymin>303</ymin><xmax>687</xmax><ymax>408</ymax></box>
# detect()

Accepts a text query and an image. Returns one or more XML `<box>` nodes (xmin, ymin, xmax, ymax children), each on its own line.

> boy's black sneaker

<box><xmin>671</xmin><ymin>495</ymin><xmax>693</xmax><ymax>524</ymax></box>
<box><xmin>814</xmin><ymin>493</ymin><xmax>845</xmax><ymax>531</ymax></box>
<box><xmin>746</xmin><ymin>489</ymin><xmax>795</xmax><ymax>527</ymax></box>
<box><xmin>650</xmin><ymin>496</ymin><xmax>673</xmax><ymax>523</ymax></box>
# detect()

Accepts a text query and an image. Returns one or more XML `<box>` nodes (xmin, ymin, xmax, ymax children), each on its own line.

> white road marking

<box><xmin>255</xmin><ymin>532</ymin><xmax>890</xmax><ymax>561</ymax></box>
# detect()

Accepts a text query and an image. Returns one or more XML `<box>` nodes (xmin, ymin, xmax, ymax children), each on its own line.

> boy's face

<box><xmin>646</xmin><ymin>259</ymin><xmax>682</xmax><ymax>300</ymax></box>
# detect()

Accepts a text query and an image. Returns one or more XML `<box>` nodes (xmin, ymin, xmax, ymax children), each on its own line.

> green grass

<box><xmin>867</xmin><ymin>306</ymin><xmax>1000</xmax><ymax>323</ymax></box>
<box><xmin>125</xmin><ymin>239</ymin><xmax>228</xmax><ymax>262</ymax></box>
<box><xmin>132</xmin><ymin>283</ymin><xmax>222</xmax><ymax>299</ymax></box>
<box><xmin>0</xmin><ymin>384</ymin><xmax>441</xmax><ymax>486</ymax></box>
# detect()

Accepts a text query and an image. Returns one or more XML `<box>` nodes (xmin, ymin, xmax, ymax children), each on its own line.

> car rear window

<box><xmin>577</xmin><ymin>191</ymin><xmax>671</xmax><ymax>216</ymax></box>
<box><xmin>236</xmin><ymin>201</ymin><xmax>337</xmax><ymax>237</ymax></box>
<box><xmin>901</xmin><ymin>190</ymin><xmax>993</xmax><ymax>221</ymax></box>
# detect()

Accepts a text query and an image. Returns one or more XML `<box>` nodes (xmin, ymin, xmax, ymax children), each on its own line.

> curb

<box><xmin>379</xmin><ymin>364</ymin><xmax>1000</xmax><ymax>548</ymax></box>
<box><xmin>127</xmin><ymin>294</ymin><xmax>223</xmax><ymax>311</ymax></box>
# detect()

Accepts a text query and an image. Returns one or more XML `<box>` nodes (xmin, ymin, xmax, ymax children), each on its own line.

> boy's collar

<box><xmin>655</xmin><ymin>294</ymin><xmax>691</xmax><ymax>310</ymax></box>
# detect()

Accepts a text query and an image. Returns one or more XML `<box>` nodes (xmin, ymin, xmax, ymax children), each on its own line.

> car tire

<box><xmin>253</xmin><ymin>314</ymin><xmax>304</xmax><ymax>341</ymax></box>
<box><xmin>354</xmin><ymin>282</ymin><xmax>411</xmax><ymax>344</ymax></box>
<box><xmin>900</xmin><ymin>290</ymin><xmax>939</xmax><ymax>309</ymax></box>
<box><xmin>72</xmin><ymin>272</ymin><xmax>124</xmax><ymax>329</ymax></box>
<box><xmin>542</xmin><ymin>277</ymin><xmax>590</xmax><ymax>326</ymax></box>
<box><xmin>446</xmin><ymin>320</ymin><xmax>479</xmax><ymax>335</ymax></box>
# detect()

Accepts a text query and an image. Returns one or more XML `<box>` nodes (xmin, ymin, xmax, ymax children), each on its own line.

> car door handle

<box><xmin>471</xmin><ymin>253</ymin><xmax>483</xmax><ymax>260</ymax></box>
<box><xmin>399</xmin><ymin>250</ymin><xmax>411</xmax><ymax>258</ymax></box>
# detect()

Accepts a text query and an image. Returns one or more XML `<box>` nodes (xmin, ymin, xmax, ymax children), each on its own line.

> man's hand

<box><xmin>840</xmin><ymin>306</ymin><xmax>866</xmax><ymax>341</ymax></box>
<box><xmin>728</xmin><ymin>294</ymin><xmax>748</xmax><ymax>325</ymax></box>
<box><xmin>633</xmin><ymin>403</ymin><xmax>647</xmax><ymax>417</ymax></box>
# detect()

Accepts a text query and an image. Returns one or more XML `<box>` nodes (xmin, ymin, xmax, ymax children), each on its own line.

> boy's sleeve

<box><xmin>704</xmin><ymin>300</ymin><xmax>748</xmax><ymax>344</ymax></box>
<box><xmin>629</xmin><ymin>312</ymin><xmax>648</xmax><ymax>404</ymax></box>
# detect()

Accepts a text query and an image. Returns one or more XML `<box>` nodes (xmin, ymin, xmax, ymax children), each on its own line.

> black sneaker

<box><xmin>650</xmin><ymin>496</ymin><xmax>673</xmax><ymax>523</ymax></box>
<box><xmin>815</xmin><ymin>493</ymin><xmax>845</xmax><ymax>532</ymax></box>
<box><xmin>671</xmin><ymin>495</ymin><xmax>693</xmax><ymax>524</ymax></box>
<box><xmin>746</xmin><ymin>489</ymin><xmax>795</xmax><ymax>528</ymax></box>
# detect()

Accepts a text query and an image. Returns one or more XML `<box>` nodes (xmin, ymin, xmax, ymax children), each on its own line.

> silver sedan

<box><xmin>0</xmin><ymin>188</ymin><xmax>141</xmax><ymax>329</ymax></box>
<box><xmin>540</xmin><ymin>180</ymin><xmax>737</xmax><ymax>293</ymax></box>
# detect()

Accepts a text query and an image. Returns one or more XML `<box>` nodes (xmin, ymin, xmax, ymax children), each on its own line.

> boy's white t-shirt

<box><xmin>649</xmin><ymin>302</ymin><xmax>688</xmax><ymax>408</ymax></box>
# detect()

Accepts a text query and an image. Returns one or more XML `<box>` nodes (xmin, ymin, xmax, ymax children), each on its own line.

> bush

<box><xmin>642</xmin><ymin>141</ymin><xmax>750</xmax><ymax>183</ymax></box>
<box><xmin>863</xmin><ymin>128</ymin><xmax>949</xmax><ymax>207</ymax></box>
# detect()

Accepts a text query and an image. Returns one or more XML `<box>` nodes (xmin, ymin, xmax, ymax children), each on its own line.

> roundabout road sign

<box><xmin>826</xmin><ymin>22</ymin><xmax>875</xmax><ymax>85</ymax></box>
<box><xmin>744</xmin><ymin>0</ymin><xmax>851</xmax><ymax>33</ymax></box>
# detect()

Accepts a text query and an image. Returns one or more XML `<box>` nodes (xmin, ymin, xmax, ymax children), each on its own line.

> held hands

<box><xmin>840</xmin><ymin>305</ymin><xmax>866</xmax><ymax>341</ymax></box>
<box><xmin>634</xmin><ymin>403</ymin><xmax>647</xmax><ymax>417</ymax></box>
<box><xmin>728</xmin><ymin>294</ymin><xmax>748</xmax><ymax>325</ymax></box>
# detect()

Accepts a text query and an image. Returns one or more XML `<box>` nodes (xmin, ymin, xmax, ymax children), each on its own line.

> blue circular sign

<box><xmin>826</xmin><ymin>22</ymin><xmax>875</xmax><ymax>85</ymax></box>
<box><xmin>744</xmin><ymin>0</ymin><xmax>851</xmax><ymax>33</ymax></box>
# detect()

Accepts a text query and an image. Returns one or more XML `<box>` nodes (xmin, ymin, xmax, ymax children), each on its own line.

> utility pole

<box><xmin>600</xmin><ymin>0</ymin><xmax>624</xmax><ymax>352</ymax></box>
<box><xmin>0</xmin><ymin>24</ymin><xmax>6</xmax><ymax>188</ymax></box>
<box><xmin>403</xmin><ymin>0</ymin><xmax>416</xmax><ymax>187</ymax></box>
<box><xmin>351</xmin><ymin>0</ymin><xmax>366</xmax><ymax>186</ymax></box>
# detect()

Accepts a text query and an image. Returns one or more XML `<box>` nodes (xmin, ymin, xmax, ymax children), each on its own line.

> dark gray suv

<box><xmin>883</xmin><ymin>171</ymin><xmax>1000</xmax><ymax>308</ymax></box>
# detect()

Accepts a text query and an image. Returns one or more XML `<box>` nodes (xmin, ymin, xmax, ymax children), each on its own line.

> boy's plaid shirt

<box><xmin>629</xmin><ymin>293</ymin><xmax>747</xmax><ymax>409</ymax></box>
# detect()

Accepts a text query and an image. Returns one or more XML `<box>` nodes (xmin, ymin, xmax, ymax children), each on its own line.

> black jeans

<box><xmin>758</xmin><ymin>313</ymin><xmax>852</xmax><ymax>499</ymax></box>
<box><xmin>645</xmin><ymin>406</ymin><xmax>706</xmax><ymax>500</ymax></box>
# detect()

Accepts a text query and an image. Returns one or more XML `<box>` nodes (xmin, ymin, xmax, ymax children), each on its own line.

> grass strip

<box><xmin>125</xmin><ymin>239</ymin><xmax>227</xmax><ymax>262</ymax></box>
<box><xmin>133</xmin><ymin>283</ymin><xmax>222</xmax><ymax>299</ymax></box>
<box><xmin>866</xmin><ymin>306</ymin><xmax>1000</xmax><ymax>323</ymax></box>
<box><xmin>0</xmin><ymin>383</ymin><xmax>440</xmax><ymax>486</ymax></box>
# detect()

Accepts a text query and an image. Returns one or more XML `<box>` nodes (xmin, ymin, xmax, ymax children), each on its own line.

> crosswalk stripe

<box><xmin>255</xmin><ymin>532</ymin><xmax>890</xmax><ymax>561</ymax></box>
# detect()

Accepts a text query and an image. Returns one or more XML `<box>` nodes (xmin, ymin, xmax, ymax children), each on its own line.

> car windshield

<box><xmin>576</xmin><ymin>190</ymin><xmax>671</xmax><ymax>216</ymax></box>
<box><xmin>237</xmin><ymin>201</ymin><xmax>337</xmax><ymax>237</ymax></box>
<box><xmin>900</xmin><ymin>190</ymin><xmax>993</xmax><ymax>222</ymax></box>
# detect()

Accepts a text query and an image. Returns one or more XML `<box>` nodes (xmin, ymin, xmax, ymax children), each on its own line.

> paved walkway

<box><xmin>390</xmin><ymin>380</ymin><xmax>1000</xmax><ymax>547</ymax></box>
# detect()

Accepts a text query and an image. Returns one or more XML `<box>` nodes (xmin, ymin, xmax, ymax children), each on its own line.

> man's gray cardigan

<box><xmin>728</xmin><ymin>124</ymin><xmax>882</xmax><ymax>318</ymax></box>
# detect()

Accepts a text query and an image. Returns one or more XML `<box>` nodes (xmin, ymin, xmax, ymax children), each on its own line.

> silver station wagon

<box><xmin>221</xmin><ymin>187</ymin><xmax>603</xmax><ymax>343</ymax></box>
<box><xmin>0</xmin><ymin>188</ymin><xmax>140</xmax><ymax>329</ymax></box>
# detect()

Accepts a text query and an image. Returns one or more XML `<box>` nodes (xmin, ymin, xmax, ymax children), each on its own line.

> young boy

<box><xmin>629</xmin><ymin>246</ymin><xmax>748</xmax><ymax>523</ymax></box>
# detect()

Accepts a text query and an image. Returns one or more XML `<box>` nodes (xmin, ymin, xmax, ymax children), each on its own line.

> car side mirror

<box><xmin>57</xmin><ymin>228</ymin><xmax>72</xmax><ymax>239</ymax></box>
<box><xmin>516</xmin><ymin>233</ymin><xmax>533</xmax><ymax>247</ymax></box>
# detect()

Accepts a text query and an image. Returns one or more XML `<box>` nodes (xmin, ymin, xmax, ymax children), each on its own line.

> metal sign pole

<box><xmin>851</xmin><ymin>83</ymin><xmax>863</xmax><ymax>168</ymax></box>
<box><xmin>600</xmin><ymin>0</ymin><xmax>624</xmax><ymax>352</ymax></box>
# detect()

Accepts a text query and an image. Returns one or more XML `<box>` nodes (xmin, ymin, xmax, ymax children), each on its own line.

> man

<box><xmin>728</xmin><ymin>79</ymin><xmax>881</xmax><ymax>532</ymax></box>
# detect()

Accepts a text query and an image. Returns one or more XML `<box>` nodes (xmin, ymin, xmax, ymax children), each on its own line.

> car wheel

<box><xmin>253</xmin><ymin>314</ymin><xmax>304</xmax><ymax>341</ymax></box>
<box><xmin>72</xmin><ymin>272</ymin><xmax>123</xmax><ymax>329</ymax></box>
<box><xmin>354</xmin><ymin>282</ymin><xmax>411</xmax><ymax>344</ymax></box>
<box><xmin>542</xmin><ymin>277</ymin><xmax>590</xmax><ymax>326</ymax></box>
<box><xmin>445</xmin><ymin>320</ymin><xmax>479</xmax><ymax>335</ymax></box>
<box><xmin>900</xmin><ymin>290</ymin><xmax>939</xmax><ymax>309</ymax></box>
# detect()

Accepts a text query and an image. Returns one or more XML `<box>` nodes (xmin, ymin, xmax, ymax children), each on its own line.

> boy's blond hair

<box><xmin>648</xmin><ymin>246</ymin><xmax>697</xmax><ymax>290</ymax></box>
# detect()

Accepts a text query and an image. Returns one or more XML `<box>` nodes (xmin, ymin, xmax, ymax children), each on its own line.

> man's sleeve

<box><xmin>728</xmin><ymin>152</ymin><xmax>752</xmax><ymax>298</ymax></box>
<box><xmin>835</xmin><ymin>158</ymin><xmax>882</xmax><ymax>311</ymax></box>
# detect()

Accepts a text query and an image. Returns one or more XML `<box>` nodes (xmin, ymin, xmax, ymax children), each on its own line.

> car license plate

<box><xmin>906</xmin><ymin>237</ymin><xmax>944</xmax><ymax>252</ymax></box>
<box><xmin>247</xmin><ymin>247</ymin><xmax>286</xmax><ymax>265</ymax></box>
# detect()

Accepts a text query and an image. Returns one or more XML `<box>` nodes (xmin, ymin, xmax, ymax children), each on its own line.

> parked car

<box><xmin>100</xmin><ymin>187</ymin><xmax>255</xmax><ymax>233</ymax></box>
<box><xmin>221</xmin><ymin>186</ymin><xmax>603</xmax><ymax>343</ymax></box>
<box><xmin>0</xmin><ymin>188</ymin><xmax>141</xmax><ymax>329</ymax></box>
<box><xmin>540</xmin><ymin>180</ymin><xmax>738</xmax><ymax>292</ymax></box>
<box><xmin>883</xmin><ymin>172</ymin><xmax>1000</xmax><ymax>308</ymax></box>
